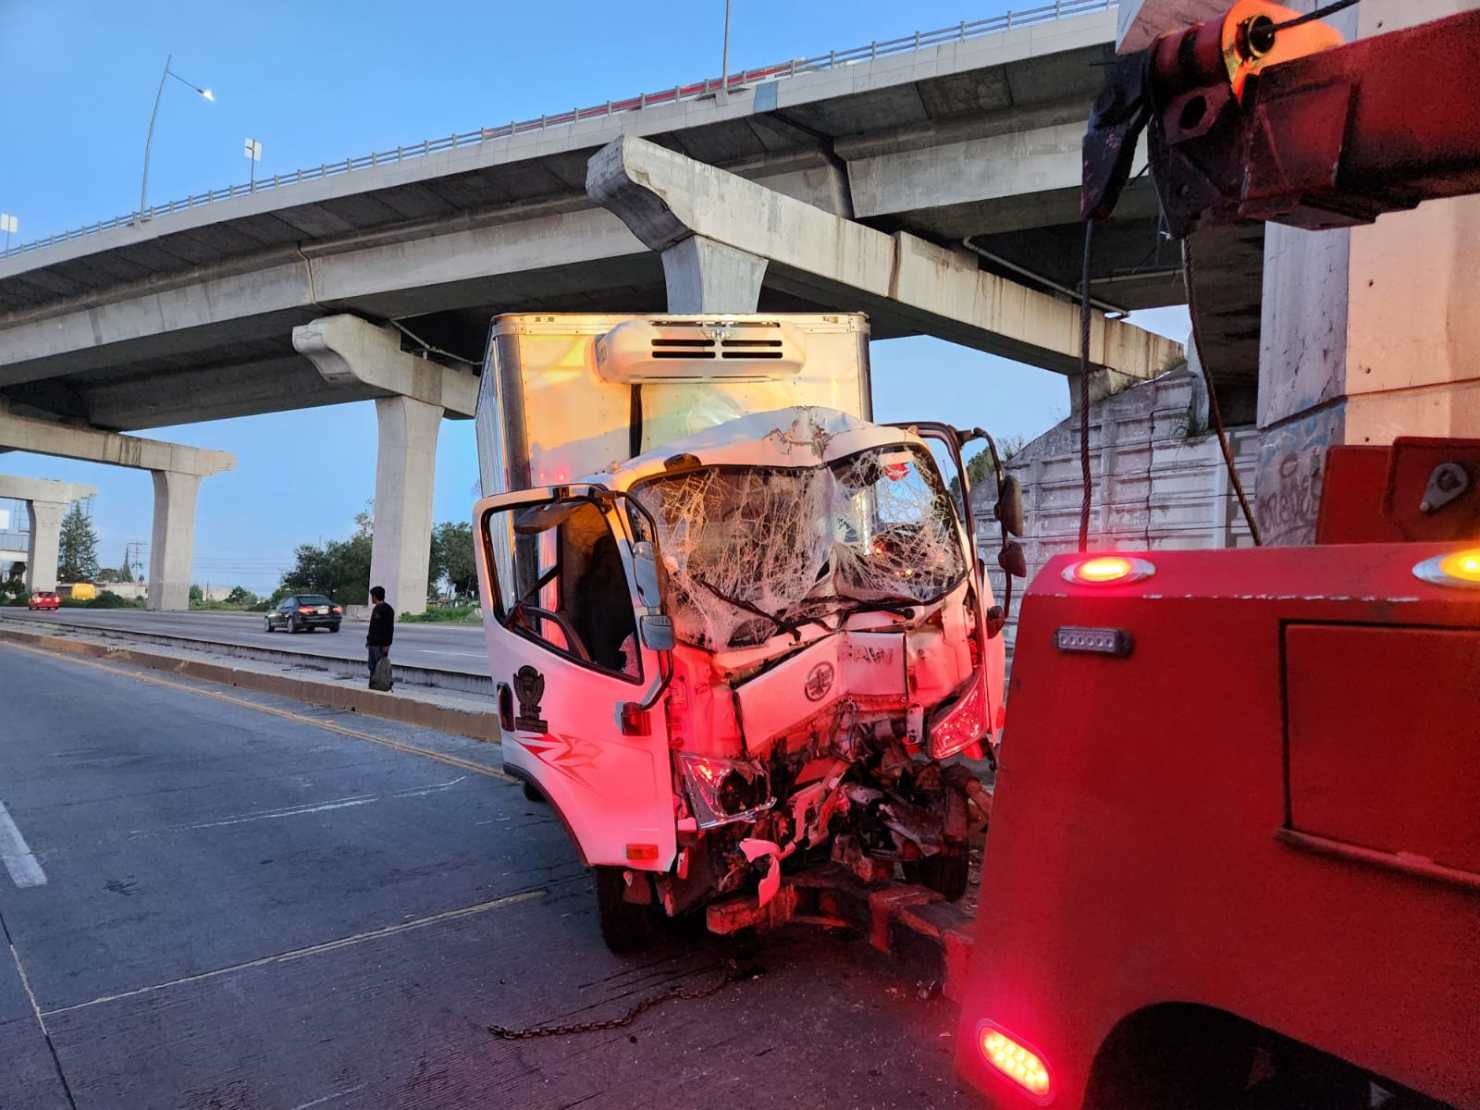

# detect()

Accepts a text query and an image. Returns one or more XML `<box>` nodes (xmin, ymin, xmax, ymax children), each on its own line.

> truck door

<box><xmin>473</xmin><ymin>485</ymin><xmax>676</xmax><ymax>870</ymax></box>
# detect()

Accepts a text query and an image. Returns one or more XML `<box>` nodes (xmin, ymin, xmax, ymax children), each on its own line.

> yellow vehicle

<box><xmin>67</xmin><ymin>582</ymin><xmax>97</xmax><ymax>601</ymax></box>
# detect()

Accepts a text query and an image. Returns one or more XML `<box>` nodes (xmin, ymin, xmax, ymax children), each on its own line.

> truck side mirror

<box><xmin>631</xmin><ymin>541</ymin><xmax>663</xmax><ymax>607</ymax></box>
<box><xmin>996</xmin><ymin>476</ymin><xmax>1025</xmax><ymax>538</ymax></box>
<box><xmin>640</xmin><ymin>613</ymin><xmax>675</xmax><ymax>651</ymax></box>
<box><xmin>999</xmin><ymin>540</ymin><xmax>1028</xmax><ymax>579</ymax></box>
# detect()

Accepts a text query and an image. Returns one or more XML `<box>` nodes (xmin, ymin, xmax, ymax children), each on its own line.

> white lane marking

<box><xmin>292</xmin><ymin>1084</ymin><xmax>369</xmax><ymax>1110</ymax></box>
<box><xmin>42</xmin><ymin>887</ymin><xmax>545</xmax><ymax>1017</ymax></box>
<box><xmin>0</xmin><ymin>801</ymin><xmax>47</xmax><ymax>888</ymax></box>
<box><xmin>183</xmin><ymin>776</ymin><xmax>468</xmax><ymax>831</ymax></box>
<box><xmin>187</xmin><ymin>794</ymin><xmax>377</xmax><ymax>830</ymax></box>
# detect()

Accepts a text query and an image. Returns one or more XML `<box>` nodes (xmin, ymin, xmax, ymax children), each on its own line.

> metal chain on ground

<box><xmin>487</xmin><ymin>960</ymin><xmax>751</xmax><ymax>1040</ymax></box>
<box><xmin>1181</xmin><ymin>238</ymin><xmax>1263</xmax><ymax>545</ymax></box>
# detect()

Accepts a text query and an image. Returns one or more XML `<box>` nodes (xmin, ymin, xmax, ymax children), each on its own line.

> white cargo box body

<box><xmin>474</xmin><ymin>313</ymin><xmax>871</xmax><ymax>494</ymax></box>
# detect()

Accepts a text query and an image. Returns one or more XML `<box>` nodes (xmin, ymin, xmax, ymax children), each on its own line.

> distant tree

<box><xmin>97</xmin><ymin>567</ymin><xmax>123</xmax><ymax>584</ymax></box>
<box><xmin>6</xmin><ymin>561</ymin><xmax>24</xmax><ymax>584</ymax></box>
<box><xmin>225</xmin><ymin>585</ymin><xmax>257</xmax><ymax>607</ymax></box>
<box><xmin>58</xmin><ymin>503</ymin><xmax>100</xmax><ymax>582</ymax></box>
<box><xmin>429</xmin><ymin>521</ymin><xmax>477</xmax><ymax>600</ymax></box>
<box><xmin>189</xmin><ymin>584</ymin><xmax>204</xmax><ymax>605</ymax></box>
<box><xmin>117</xmin><ymin>549</ymin><xmax>134</xmax><ymax>583</ymax></box>
<box><xmin>277</xmin><ymin>513</ymin><xmax>373</xmax><ymax>603</ymax></box>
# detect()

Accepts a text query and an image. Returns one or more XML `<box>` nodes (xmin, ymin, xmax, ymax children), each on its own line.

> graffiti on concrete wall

<box><xmin>1254</xmin><ymin>406</ymin><xmax>1345</xmax><ymax>546</ymax></box>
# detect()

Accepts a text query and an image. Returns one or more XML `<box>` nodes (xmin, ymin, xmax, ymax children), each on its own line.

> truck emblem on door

<box><xmin>804</xmin><ymin>662</ymin><xmax>835</xmax><ymax>701</ymax></box>
<box><xmin>512</xmin><ymin>665</ymin><xmax>548</xmax><ymax>731</ymax></box>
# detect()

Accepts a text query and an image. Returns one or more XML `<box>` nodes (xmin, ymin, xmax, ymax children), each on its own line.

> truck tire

<box><xmin>905</xmin><ymin>848</ymin><xmax>970</xmax><ymax>902</ymax></box>
<box><xmin>594</xmin><ymin>867</ymin><xmax>656</xmax><ymax>954</ymax></box>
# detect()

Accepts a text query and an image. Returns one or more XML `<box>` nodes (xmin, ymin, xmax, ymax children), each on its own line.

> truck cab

<box><xmin>472</xmin><ymin>313</ymin><xmax>1005</xmax><ymax>948</ymax></box>
<box><xmin>955</xmin><ymin>519</ymin><xmax>1480</xmax><ymax>1108</ymax></box>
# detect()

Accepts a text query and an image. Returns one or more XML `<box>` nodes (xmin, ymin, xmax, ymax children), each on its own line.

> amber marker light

<box><xmin>1414</xmin><ymin>548</ymin><xmax>1480</xmax><ymax>589</ymax></box>
<box><xmin>978</xmin><ymin>1025</ymin><xmax>1053</xmax><ymax>1102</ymax></box>
<box><xmin>1061</xmin><ymin>555</ymin><xmax>1155</xmax><ymax>586</ymax></box>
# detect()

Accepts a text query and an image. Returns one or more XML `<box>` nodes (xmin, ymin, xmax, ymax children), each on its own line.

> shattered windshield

<box><xmin>632</xmin><ymin>444</ymin><xmax>967</xmax><ymax>649</ymax></box>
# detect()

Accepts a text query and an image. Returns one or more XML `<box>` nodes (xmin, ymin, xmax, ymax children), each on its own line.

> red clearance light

<box><xmin>1062</xmin><ymin>555</ymin><xmax>1155</xmax><ymax>586</ymax></box>
<box><xmin>332</xmin><ymin>606</ymin><xmax>342</xmax><ymax>614</ymax></box>
<box><xmin>619</xmin><ymin>702</ymin><xmax>650</xmax><ymax>736</ymax></box>
<box><xmin>979</xmin><ymin>1025</ymin><xmax>1052</xmax><ymax>1102</ymax></box>
<box><xmin>626</xmin><ymin>843</ymin><xmax>659</xmax><ymax>861</ymax></box>
<box><xmin>298</xmin><ymin>606</ymin><xmax>315</xmax><ymax>613</ymax></box>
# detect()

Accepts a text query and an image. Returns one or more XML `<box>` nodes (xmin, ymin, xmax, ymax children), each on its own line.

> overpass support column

<box><xmin>24</xmin><ymin>500</ymin><xmax>66</xmax><ymax>593</ymax></box>
<box><xmin>661</xmin><ymin>236</ymin><xmax>767</xmax><ymax>313</ymax></box>
<box><xmin>148</xmin><ymin>471</ymin><xmax>201</xmax><ymax>611</ymax></box>
<box><xmin>371</xmin><ymin>396</ymin><xmax>441</xmax><ymax>614</ymax></box>
<box><xmin>293</xmin><ymin>314</ymin><xmax>479</xmax><ymax>616</ymax></box>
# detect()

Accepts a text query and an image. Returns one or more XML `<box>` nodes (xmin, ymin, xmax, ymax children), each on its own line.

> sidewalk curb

<box><xmin>0</xmin><ymin>624</ymin><xmax>500</xmax><ymax>744</ymax></box>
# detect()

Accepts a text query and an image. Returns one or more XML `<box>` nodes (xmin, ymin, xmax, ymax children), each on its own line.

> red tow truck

<box><xmin>955</xmin><ymin>3</ymin><xmax>1480</xmax><ymax>1106</ymax></box>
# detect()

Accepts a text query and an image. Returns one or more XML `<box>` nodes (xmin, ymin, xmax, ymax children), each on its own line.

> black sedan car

<box><xmin>265</xmin><ymin>594</ymin><xmax>343</xmax><ymax>633</ymax></box>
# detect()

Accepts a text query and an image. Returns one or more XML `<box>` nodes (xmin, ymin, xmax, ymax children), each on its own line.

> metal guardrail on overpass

<box><xmin>1</xmin><ymin>0</ymin><xmax>1115</xmax><ymax>261</ymax></box>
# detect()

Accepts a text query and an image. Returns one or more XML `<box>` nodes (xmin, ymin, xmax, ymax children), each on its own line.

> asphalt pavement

<box><xmin>3</xmin><ymin>607</ymin><xmax>490</xmax><ymax>674</ymax></box>
<box><xmin>0</xmin><ymin>640</ymin><xmax>977</xmax><ymax>1109</ymax></box>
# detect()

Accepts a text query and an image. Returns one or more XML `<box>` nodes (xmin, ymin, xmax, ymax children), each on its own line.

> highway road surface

<box><xmin>3</xmin><ymin>606</ymin><xmax>490</xmax><ymax>674</ymax></box>
<box><xmin>0</xmin><ymin>640</ymin><xmax>975</xmax><ymax>1109</ymax></box>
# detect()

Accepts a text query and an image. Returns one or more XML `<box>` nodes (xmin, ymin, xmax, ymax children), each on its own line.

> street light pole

<box><xmin>138</xmin><ymin>54</ymin><xmax>215</xmax><ymax>222</ymax></box>
<box><xmin>719</xmin><ymin>0</ymin><xmax>732</xmax><ymax>103</ymax></box>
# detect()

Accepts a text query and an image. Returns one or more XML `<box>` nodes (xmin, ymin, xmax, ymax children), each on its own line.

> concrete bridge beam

<box><xmin>292</xmin><ymin>315</ymin><xmax>466</xmax><ymax>614</ymax></box>
<box><xmin>0</xmin><ymin>408</ymin><xmax>232</xmax><ymax>609</ymax></box>
<box><xmin>586</xmin><ymin>135</ymin><xmax>1181</xmax><ymax>377</ymax></box>
<box><xmin>291</xmin><ymin>314</ymin><xmax>477</xmax><ymax>418</ymax></box>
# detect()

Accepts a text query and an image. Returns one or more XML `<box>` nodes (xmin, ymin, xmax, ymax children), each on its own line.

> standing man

<box><xmin>367</xmin><ymin>585</ymin><xmax>395</xmax><ymax>688</ymax></box>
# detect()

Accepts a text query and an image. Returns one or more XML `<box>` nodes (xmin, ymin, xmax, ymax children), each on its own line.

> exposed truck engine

<box><xmin>471</xmin><ymin>313</ymin><xmax>1006</xmax><ymax>949</ymax></box>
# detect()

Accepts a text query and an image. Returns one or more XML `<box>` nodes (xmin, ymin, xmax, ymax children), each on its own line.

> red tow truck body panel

<box><xmin>955</xmin><ymin>542</ymin><xmax>1480</xmax><ymax>1108</ymax></box>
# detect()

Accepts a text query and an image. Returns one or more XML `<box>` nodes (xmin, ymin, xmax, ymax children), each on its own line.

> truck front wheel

<box><xmin>594</xmin><ymin>867</ymin><xmax>657</xmax><ymax>954</ymax></box>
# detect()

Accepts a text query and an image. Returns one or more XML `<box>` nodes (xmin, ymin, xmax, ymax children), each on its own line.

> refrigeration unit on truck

<box><xmin>471</xmin><ymin>312</ymin><xmax>1006</xmax><ymax>950</ymax></box>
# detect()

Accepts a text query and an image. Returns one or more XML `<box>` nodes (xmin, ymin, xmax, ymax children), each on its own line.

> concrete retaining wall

<box><xmin>971</xmin><ymin>366</ymin><xmax>1259</xmax><ymax>661</ymax></box>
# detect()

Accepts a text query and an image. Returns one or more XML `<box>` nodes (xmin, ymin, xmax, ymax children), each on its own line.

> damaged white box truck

<box><xmin>472</xmin><ymin>312</ymin><xmax>1008</xmax><ymax>951</ymax></box>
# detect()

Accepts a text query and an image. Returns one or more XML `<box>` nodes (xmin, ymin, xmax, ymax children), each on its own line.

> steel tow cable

<box><xmin>1077</xmin><ymin>219</ymin><xmax>1096</xmax><ymax>552</ymax></box>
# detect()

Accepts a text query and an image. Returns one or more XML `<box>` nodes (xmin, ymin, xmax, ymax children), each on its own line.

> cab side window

<box><xmin>484</xmin><ymin>498</ymin><xmax>641</xmax><ymax>680</ymax></box>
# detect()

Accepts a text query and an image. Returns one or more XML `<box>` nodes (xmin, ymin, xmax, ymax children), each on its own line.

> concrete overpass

<box><xmin>0</xmin><ymin>414</ymin><xmax>234</xmax><ymax>608</ymax></box>
<box><xmin>0</xmin><ymin>0</ymin><xmax>1200</xmax><ymax>608</ymax></box>
<box><xmin>0</xmin><ymin>476</ymin><xmax>97</xmax><ymax>595</ymax></box>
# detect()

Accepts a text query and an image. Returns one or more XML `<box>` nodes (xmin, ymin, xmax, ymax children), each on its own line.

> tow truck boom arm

<box><xmin>1084</xmin><ymin>1</ymin><xmax>1480</xmax><ymax>237</ymax></box>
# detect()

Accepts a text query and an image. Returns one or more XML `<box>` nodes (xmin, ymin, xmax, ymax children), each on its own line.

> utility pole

<box><xmin>0</xmin><ymin>213</ymin><xmax>16</xmax><ymax>252</ymax></box>
<box><xmin>719</xmin><ymin>0</ymin><xmax>733</xmax><ymax>104</ymax></box>
<box><xmin>244</xmin><ymin>137</ymin><xmax>262</xmax><ymax>190</ymax></box>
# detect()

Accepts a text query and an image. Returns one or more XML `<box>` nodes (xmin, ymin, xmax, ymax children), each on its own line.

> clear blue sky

<box><xmin>0</xmin><ymin>0</ymin><xmax>1186</xmax><ymax>593</ymax></box>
